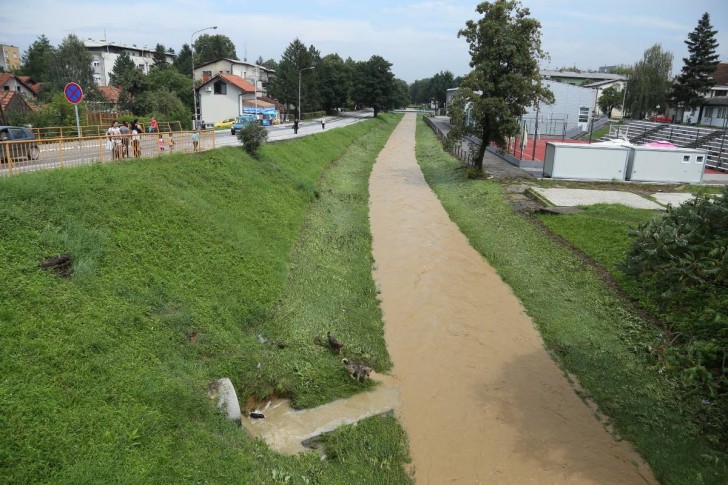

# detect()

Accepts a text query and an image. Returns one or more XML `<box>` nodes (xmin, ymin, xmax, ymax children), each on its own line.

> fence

<box><xmin>1</xmin><ymin>129</ymin><xmax>216</xmax><ymax>178</ymax></box>
<box><xmin>422</xmin><ymin>116</ymin><xmax>475</xmax><ymax>166</ymax></box>
<box><xmin>30</xmin><ymin>121</ymin><xmax>183</xmax><ymax>140</ymax></box>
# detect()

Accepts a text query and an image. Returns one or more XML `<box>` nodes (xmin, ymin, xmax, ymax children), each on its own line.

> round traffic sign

<box><xmin>64</xmin><ymin>82</ymin><xmax>84</xmax><ymax>104</ymax></box>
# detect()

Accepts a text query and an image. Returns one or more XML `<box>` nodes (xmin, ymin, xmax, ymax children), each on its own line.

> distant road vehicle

<box><xmin>649</xmin><ymin>115</ymin><xmax>672</xmax><ymax>123</ymax></box>
<box><xmin>214</xmin><ymin>118</ymin><xmax>236</xmax><ymax>129</ymax></box>
<box><xmin>0</xmin><ymin>126</ymin><xmax>39</xmax><ymax>163</ymax></box>
<box><xmin>230</xmin><ymin>114</ymin><xmax>257</xmax><ymax>135</ymax></box>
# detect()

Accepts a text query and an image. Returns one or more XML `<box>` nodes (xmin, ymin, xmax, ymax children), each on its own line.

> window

<box><xmin>3</xmin><ymin>86</ymin><xmax>8</xmax><ymax>91</ymax></box>
<box><xmin>714</xmin><ymin>90</ymin><xmax>727</xmax><ymax>97</ymax></box>
<box><xmin>213</xmin><ymin>80</ymin><xmax>227</xmax><ymax>95</ymax></box>
<box><xmin>682</xmin><ymin>155</ymin><xmax>690</xmax><ymax>163</ymax></box>
<box><xmin>696</xmin><ymin>155</ymin><xmax>704</xmax><ymax>164</ymax></box>
<box><xmin>717</xmin><ymin>107</ymin><xmax>727</xmax><ymax>119</ymax></box>
<box><xmin>578</xmin><ymin>106</ymin><xmax>589</xmax><ymax>123</ymax></box>
<box><xmin>203</xmin><ymin>70</ymin><xmax>212</xmax><ymax>77</ymax></box>
<box><xmin>705</xmin><ymin>107</ymin><xmax>713</xmax><ymax>118</ymax></box>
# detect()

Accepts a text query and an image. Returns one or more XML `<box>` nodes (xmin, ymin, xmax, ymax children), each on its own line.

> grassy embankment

<box><xmin>415</xmin><ymin>119</ymin><xmax>728</xmax><ymax>484</ymax></box>
<box><xmin>0</xmin><ymin>114</ymin><xmax>410</xmax><ymax>483</ymax></box>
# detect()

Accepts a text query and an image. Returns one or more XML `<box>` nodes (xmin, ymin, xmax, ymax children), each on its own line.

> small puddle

<box><xmin>241</xmin><ymin>373</ymin><xmax>401</xmax><ymax>455</ymax></box>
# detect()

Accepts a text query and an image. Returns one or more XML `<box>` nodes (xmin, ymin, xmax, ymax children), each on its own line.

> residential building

<box><xmin>0</xmin><ymin>91</ymin><xmax>33</xmax><ymax>123</ymax></box>
<box><xmin>0</xmin><ymin>44</ymin><xmax>21</xmax><ymax>71</ymax></box>
<box><xmin>198</xmin><ymin>73</ymin><xmax>258</xmax><ymax>125</ymax></box>
<box><xmin>193</xmin><ymin>58</ymin><xmax>275</xmax><ymax>95</ymax></box>
<box><xmin>0</xmin><ymin>73</ymin><xmax>39</xmax><ymax>101</ymax></box>
<box><xmin>84</xmin><ymin>40</ymin><xmax>175</xmax><ymax>86</ymax></box>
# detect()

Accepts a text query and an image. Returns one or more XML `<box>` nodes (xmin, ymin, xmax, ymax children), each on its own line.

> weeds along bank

<box><xmin>415</xmin><ymin>118</ymin><xmax>727</xmax><ymax>484</ymax></box>
<box><xmin>0</xmin><ymin>114</ymin><xmax>411</xmax><ymax>483</ymax></box>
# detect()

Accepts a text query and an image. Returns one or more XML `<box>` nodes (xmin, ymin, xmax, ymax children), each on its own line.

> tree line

<box><xmin>8</xmin><ymin>32</ymin><xmax>413</xmax><ymax>128</ymax></box>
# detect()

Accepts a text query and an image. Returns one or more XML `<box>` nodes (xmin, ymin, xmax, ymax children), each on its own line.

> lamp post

<box><xmin>191</xmin><ymin>25</ymin><xmax>217</xmax><ymax>129</ymax></box>
<box><xmin>298</xmin><ymin>66</ymin><xmax>314</xmax><ymax>122</ymax></box>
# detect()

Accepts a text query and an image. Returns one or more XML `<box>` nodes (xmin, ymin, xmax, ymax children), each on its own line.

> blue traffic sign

<box><xmin>64</xmin><ymin>82</ymin><xmax>83</xmax><ymax>104</ymax></box>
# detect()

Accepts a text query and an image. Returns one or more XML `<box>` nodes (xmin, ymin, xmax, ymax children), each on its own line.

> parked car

<box><xmin>0</xmin><ymin>126</ymin><xmax>39</xmax><ymax>163</ymax></box>
<box><xmin>230</xmin><ymin>114</ymin><xmax>257</xmax><ymax>135</ymax></box>
<box><xmin>649</xmin><ymin>115</ymin><xmax>672</xmax><ymax>123</ymax></box>
<box><xmin>214</xmin><ymin>118</ymin><xmax>236</xmax><ymax>129</ymax></box>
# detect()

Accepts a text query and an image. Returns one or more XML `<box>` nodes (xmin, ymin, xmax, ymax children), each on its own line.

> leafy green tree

<box><xmin>390</xmin><ymin>79</ymin><xmax>411</xmax><ymax>109</ymax></box>
<box><xmin>670</xmin><ymin>12</ymin><xmax>720</xmax><ymax>123</ymax></box>
<box><xmin>408</xmin><ymin>78</ymin><xmax>430</xmax><ymax>105</ymax></box>
<box><xmin>173</xmin><ymin>43</ymin><xmax>192</xmax><ymax>76</ymax></box>
<box><xmin>21</xmin><ymin>35</ymin><xmax>56</xmax><ymax>85</ymax></box>
<box><xmin>449</xmin><ymin>0</ymin><xmax>553</xmax><ymax>171</ymax></box>
<box><xmin>267</xmin><ymin>39</ymin><xmax>318</xmax><ymax>117</ymax></box>
<box><xmin>49</xmin><ymin>34</ymin><xmax>96</xmax><ymax>96</ymax></box>
<box><xmin>598</xmin><ymin>85</ymin><xmax>623</xmax><ymax>117</ymax></box>
<box><xmin>315</xmin><ymin>54</ymin><xmax>351</xmax><ymax>112</ymax></box>
<box><xmin>109</xmin><ymin>51</ymin><xmax>136</xmax><ymax>87</ymax></box>
<box><xmin>351</xmin><ymin>55</ymin><xmax>395</xmax><ymax>117</ymax></box>
<box><xmin>109</xmin><ymin>52</ymin><xmax>148</xmax><ymax>113</ymax></box>
<box><xmin>147</xmin><ymin>67</ymin><xmax>193</xmax><ymax>111</ymax></box>
<box><xmin>136</xmin><ymin>88</ymin><xmax>189</xmax><ymax>124</ymax></box>
<box><xmin>153</xmin><ymin>44</ymin><xmax>169</xmax><ymax>69</ymax></box>
<box><xmin>626</xmin><ymin>44</ymin><xmax>673</xmax><ymax>119</ymax></box>
<box><xmin>428</xmin><ymin>71</ymin><xmax>456</xmax><ymax>108</ymax></box>
<box><xmin>193</xmin><ymin>34</ymin><xmax>238</xmax><ymax>65</ymax></box>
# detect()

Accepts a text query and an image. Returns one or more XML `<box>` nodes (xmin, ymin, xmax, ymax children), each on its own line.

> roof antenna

<box><xmin>244</xmin><ymin>44</ymin><xmax>247</xmax><ymax>62</ymax></box>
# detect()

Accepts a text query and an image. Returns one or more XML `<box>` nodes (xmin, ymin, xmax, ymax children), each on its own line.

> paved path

<box><xmin>369</xmin><ymin>113</ymin><xmax>655</xmax><ymax>484</ymax></box>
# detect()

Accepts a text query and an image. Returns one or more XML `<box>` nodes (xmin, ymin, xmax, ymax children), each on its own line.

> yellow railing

<box><xmin>1</xmin><ymin>129</ymin><xmax>215</xmax><ymax>178</ymax></box>
<box><xmin>30</xmin><ymin>121</ymin><xmax>183</xmax><ymax>140</ymax></box>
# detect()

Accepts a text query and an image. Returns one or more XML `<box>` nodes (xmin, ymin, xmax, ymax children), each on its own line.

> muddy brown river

<box><xmin>368</xmin><ymin>113</ymin><xmax>655</xmax><ymax>484</ymax></box>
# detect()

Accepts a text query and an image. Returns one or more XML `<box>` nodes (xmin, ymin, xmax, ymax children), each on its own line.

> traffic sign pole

<box><xmin>64</xmin><ymin>83</ymin><xmax>84</xmax><ymax>140</ymax></box>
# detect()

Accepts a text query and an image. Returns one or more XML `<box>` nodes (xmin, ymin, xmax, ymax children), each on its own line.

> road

<box><xmin>1</xmin><ymin>111</ymin><xmax>373</xmax><ymax>177</ymax></box>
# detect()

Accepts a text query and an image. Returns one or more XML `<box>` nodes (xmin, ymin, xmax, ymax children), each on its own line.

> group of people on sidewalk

<box><xmin>106</xmin><ymin>117</ymin><xmax>201</xmax><ymax>160</ymax></box>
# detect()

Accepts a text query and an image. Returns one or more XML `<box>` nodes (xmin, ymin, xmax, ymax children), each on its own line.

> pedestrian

<box><xmin>119</xmin><ymin>121</ymin><xmax>130</xmax><ymax>158</ymax></box>
<box><xmin>168</xmin><ymin>132</ymin><xmax>175</xmax><ymax>153</ymax></box>
<box><xmin>293</xmin><ymin>119</ymin><xmax>299</xmax><ymax>135</ymax></box>
<box><xmin>191</xmin><ymin>131</ymin><xmax>200</xmax><ymax>152</ymax></box>
<box><xmin>131</xmin><ymin>119</ymin><xmax>142</xmax><ymax>157</ymax></box>
<box><xmin>107</xmin><ymin>120</ymin><xmax>122</xmax><ymax>160</ymax></box>
<box><xmin>321</xmin><ymin>117</ymin><xmax>326</xmax><ymax>130</ymax></box>
<box><xmin>150</xmin><ymin>116</ymin><xmax>158</xmax><ymax>133</ymax></box>
<box><xmin>158</xmin><ymin>133</ymin><xmax>165</xmax><ymax>153</ymax></box>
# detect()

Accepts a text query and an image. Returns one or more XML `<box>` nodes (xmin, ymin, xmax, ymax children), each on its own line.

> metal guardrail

<box><xmin>1</xmin><ymin>130</ymin><xmax>215</xmax><ymax>178</ymax></box>
<box><xmin>30</xmin><ymin>121</ymin><xmax>183</xmax><ymax>139</ymax></box>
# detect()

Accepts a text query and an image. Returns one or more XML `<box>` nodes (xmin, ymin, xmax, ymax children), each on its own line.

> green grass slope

<box><xmin>0</xmin><ymin>114</ymin><xmax>410</xmax><ymax>484</ymax></box>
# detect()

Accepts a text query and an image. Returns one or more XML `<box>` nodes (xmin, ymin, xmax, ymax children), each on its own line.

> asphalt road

<box><xmin>1</xmin><ymin>111</ymin><xmax>373</xmax><ymax>177</ymax></box>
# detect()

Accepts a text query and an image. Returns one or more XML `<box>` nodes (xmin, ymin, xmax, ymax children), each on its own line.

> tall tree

<box><xmin>315</xmin><ymin>54</ymin><xmax>351</xmax><ymax>112</ymax></box>
<box><xmin>450</xmin><ymin>0</ymin><xmax>553</xmax><ymax>171</ymax></box>
<box><xmin>109</xmin><ymin>51</ymin><xmax>136</xmax><ymax>87</ymax></box>
<box><xmin>351</xmin><ymin>55</ymin><xmax>395</xmax><ymax>117</ymax></box>
<box><xmin>21</xmin><ymin>35</ymin><xmax>56</xmax><ymax>84</ymax></box>
<box><xmin>267</xmin><ymin>39</ymin><xmax>318</xmax><ymax>117</ymax></box>
<box><xmin>49</xmin><ymin>34</ymin><xmax>96</xmax><ymax>96</ymax></box>
<box><xmin>193</xmin><ymin>34</ymin><xmax>238</xmax><ymax>65</ymax></box>
<box><xmin>173</xmin><ymin>43</ymin><xmax>192</xmax><ymax>76</ymax></box>
<box><xmin>152</xmin><ymin>43</ymin><xmax>169</xmax><ymax>69</ymax></box>
<box><xmin>110</xmin><ymin>51</ymin><xmax>148</xmax><ymax>113</ymax></box>
<box><xmin>626</xmin><ymin>44</ymin><xmax>673</xmax><ymax>119</ymax></box>
<box><xmin>598</xmin><ymin>85</ymin><xmax>623</xmax><ymax>118</ymax></box>
<box><xmin>391</xmin><ymin>79</ymin><xmax>411</xmax><ymax>109</ymax></box>
<box><xmin>670</xmin><ymin>12</ymin><xmax>720</xmax><ymax>122</ymax></box>
<box><xmin>428</xmin><ymin>70</ymin><xmax>456</xmax><ymax>108</ymax></box>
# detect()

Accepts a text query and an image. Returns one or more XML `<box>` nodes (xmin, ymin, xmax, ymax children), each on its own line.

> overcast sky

<box><xmin>1</xmin><ymin>0</ymin><xmax>726</xmax><ymax>83</ymax></box>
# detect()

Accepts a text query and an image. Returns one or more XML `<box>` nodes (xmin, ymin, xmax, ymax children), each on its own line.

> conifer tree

<box><xmin>670</xmin><ymin>12</ymin><xmax>720</xmax><ymax>122</ymax></box>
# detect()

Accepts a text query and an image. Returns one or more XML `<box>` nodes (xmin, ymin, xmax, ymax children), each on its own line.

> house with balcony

<box><xmin>84</xmin><ymin>39</ymin><xmax>175</xmax><ymax>86</ymax></box>
<box><xmin>193</xmin><ymin>58</ymin><xmax>275</xmax><ymax>96</ymax></box>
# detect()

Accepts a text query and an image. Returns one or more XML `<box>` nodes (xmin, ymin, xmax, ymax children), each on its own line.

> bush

<box><xmin>236</xmin><ymin>122</ymin><xmax>268</xmax><ymax>156</ymax></box>
<box><xmin>621</xmin><ymin>187</ymin><xmax>728</xmax><ymax>393</ymax></box>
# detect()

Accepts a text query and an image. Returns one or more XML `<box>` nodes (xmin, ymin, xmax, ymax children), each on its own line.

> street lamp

<box><xmin>191</xmin><ymin>25</ymin><xmax>217</xmax><ymax>129</ymax></box>
<box><xmin>298</xmin><ymin>66</ymin><xmax>315</xmax><ymax>122</ymax></box>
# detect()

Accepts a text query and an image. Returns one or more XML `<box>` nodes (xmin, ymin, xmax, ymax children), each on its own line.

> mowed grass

<box><xmin>414</xmin><ymin>119</ymin><xmax>728</xmax><ymax>484</ymax></box>
<box><xmin>0</xmin><ymin>114</ymin><xmax>410</xmax><ymax>483</ymax></box>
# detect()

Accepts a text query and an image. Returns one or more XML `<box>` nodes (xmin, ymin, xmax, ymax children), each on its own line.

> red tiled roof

<box><xmin>199</xmin><ymin>73</ymin><xmax>256</xmax><ymax>93</ymax></box>
<box><xmin>0</xmin><ymin>73</ymin><xmax>13</xmax><ymax>85</ymax></box>
<box><xmin>17</xmin><ymin>76</ymin><xmax>40</xmax><ymax>94</ymax></box>
<box><xmin>98</xmin><ymin>85</ymin><xmax>121</xmax><ymax>103</ymax></box>
<box><xmin>713</xmin><ymin>63</ymin><xmax>728</xmax><ymax>86</ymax></box>
<box><xmin>0</xmin><ymin>91</ymin><xmax>31</xmax><ymax>112</ymax></box>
